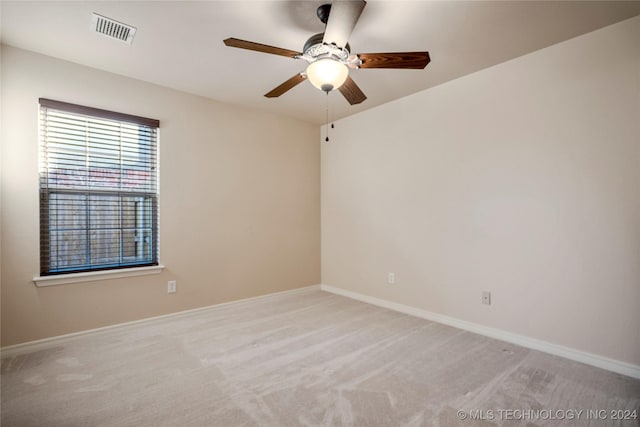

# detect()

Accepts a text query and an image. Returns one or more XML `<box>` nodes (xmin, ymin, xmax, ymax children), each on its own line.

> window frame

<box><xmin>34</xmin><ymin>99</ymin><xmax>163</xmax><ymax>286</ymax></box>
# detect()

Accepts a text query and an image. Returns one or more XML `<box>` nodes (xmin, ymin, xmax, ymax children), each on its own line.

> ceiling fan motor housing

<box><xmin>303</xmin><ymin>33</ymin><xmax>325</xmax><ymax>54</ymax></box>
<box><xmin>303</xmin><ymin>33</ymin><xmax>350</xmax><ymax>63</ymax></box>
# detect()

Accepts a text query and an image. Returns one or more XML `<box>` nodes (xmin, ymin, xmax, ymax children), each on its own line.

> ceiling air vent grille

<box><xmin>91</xmin><ymin>13</ymin><xmax>136</xmax><ymax>45</ymax></box>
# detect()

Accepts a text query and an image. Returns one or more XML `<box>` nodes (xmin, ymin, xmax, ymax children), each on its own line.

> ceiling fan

<box><xmin>223</xmin><ymin>0</ymin><xmax>430</xmax><ymax>105</ymax></box>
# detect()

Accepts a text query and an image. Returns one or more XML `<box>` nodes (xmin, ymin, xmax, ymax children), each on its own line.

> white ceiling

<box><xmin>2</xmin><ymin>1</ymin><xmax>639</xmax><ymax>125</ymax></box>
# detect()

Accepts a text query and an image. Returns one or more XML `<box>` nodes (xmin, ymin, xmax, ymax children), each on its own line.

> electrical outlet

<box><xmin>482</xmin><ymin>291</ymin><xmax>491</xmax><ymax>305</ymax></box>
<box><xmin>387</xmin><ymin>272</ymin><xmax>396</xmax><ymax>285</ymax></box>
<box><xmin>168</xmin><ymin>280</ymin><xmax>177</xmax><ymax>294</ymax></box>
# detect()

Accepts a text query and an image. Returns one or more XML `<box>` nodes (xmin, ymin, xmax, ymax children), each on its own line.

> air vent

<box><xmin>91</xmin><ymin>13</ymin><xmax>136</xmax><ymax>45</ymax></box>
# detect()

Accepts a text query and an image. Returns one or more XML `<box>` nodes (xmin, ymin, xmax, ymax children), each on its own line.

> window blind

<box><xmin>39</xmin><ymin>98</ymin><xmax>160</xmax><ymax>275</ymax></box>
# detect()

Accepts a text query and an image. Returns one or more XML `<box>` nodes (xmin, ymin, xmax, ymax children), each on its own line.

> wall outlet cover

<box><xmin>482</xmin><ymin>291</ymin><xmax>491</xmax><ymax>305</ymax></box>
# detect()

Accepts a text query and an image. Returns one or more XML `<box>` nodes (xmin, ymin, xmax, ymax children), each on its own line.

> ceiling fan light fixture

<box><xmin>306</xmin><ymin>58</ymin><xmax>348</xmax><ymax>92</ymax></box>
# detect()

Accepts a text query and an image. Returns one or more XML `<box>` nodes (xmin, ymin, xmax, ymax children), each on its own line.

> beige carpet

<box><xmin>1</xmin><ymin>289</ymin><xmax>639</xmax><ymax>426</ymax></box>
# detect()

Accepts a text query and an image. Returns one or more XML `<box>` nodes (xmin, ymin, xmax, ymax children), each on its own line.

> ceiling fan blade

<box><xmin>358</xmin><ymin>52</ymin><xmax>431</xmax><ymax>69</ymax></box>
<box><xmin>264</xmin><ymin>73</ymin><xmax>307</xmax><ymax>98</ymax></box>
<box><xmin>322</xmin><ymin>0</ymin><xmax>366</xmax><ymax>49</ymax></box>
<box><xmin>338</xmin><ymin>75</ymin><xmax>366</xmax><ymax>105</ymax></box>
<box><xmin>223</xmin><ymin>38</ymin><xmax>301</xmax><ymax>58</ymax></box>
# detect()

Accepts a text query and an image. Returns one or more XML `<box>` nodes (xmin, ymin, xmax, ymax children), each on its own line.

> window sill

<box><xmin>33</xmin><ymin>264</ymin><xmax>165</xmax><ymax>287</ymax></box>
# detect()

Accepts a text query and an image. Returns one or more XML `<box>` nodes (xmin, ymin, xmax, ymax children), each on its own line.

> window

<box><xmin>38</xmin><ymin>99</ymin><xmax>160</xmax><ymax>277</ymax></box>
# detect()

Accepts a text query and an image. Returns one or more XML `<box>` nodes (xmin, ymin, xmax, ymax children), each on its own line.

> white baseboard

<box><xmin>0</xmin><ymin>285</ymin><xmax>321</xmax><ymax>359</ymax></box>
<box><xmin>320</xmin><ymin>284</ymin><xmax>640</xmax><ymax>380</ymax></box>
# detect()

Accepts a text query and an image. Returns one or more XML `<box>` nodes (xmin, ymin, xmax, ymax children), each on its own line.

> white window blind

<box><xmin>39</xmin><ymin>98</ymin><xmax>160</xmax><ymax>276</ymax></box>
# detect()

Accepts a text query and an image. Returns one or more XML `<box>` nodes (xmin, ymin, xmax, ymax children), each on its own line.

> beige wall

<box><xmin>322</xmin><ymin>16</ymin><xmax>640</xmax><ymax>365</ymax></box>
<box><xmin>1</xmin><ymin>46</ymin><xmax>320</xmax><ymax>347</ymax></box>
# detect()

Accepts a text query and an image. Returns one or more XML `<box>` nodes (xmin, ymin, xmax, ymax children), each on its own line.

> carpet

<box><xmin>2</xmin><ymin>289</ymin><xmax>639</xmax><ymax>426</ymax></box>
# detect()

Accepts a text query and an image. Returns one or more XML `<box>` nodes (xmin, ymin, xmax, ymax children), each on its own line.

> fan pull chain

<box><xmin>324</xmin><ymin>92</ymin><xmax>335</xmax><ymax>142</ymax></box>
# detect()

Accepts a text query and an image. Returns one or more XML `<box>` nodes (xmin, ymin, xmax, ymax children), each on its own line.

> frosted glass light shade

<box><xmin>306</xmin><ymin>59</ymin><xmax>348</xmax><ymax>92</ymax></box>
